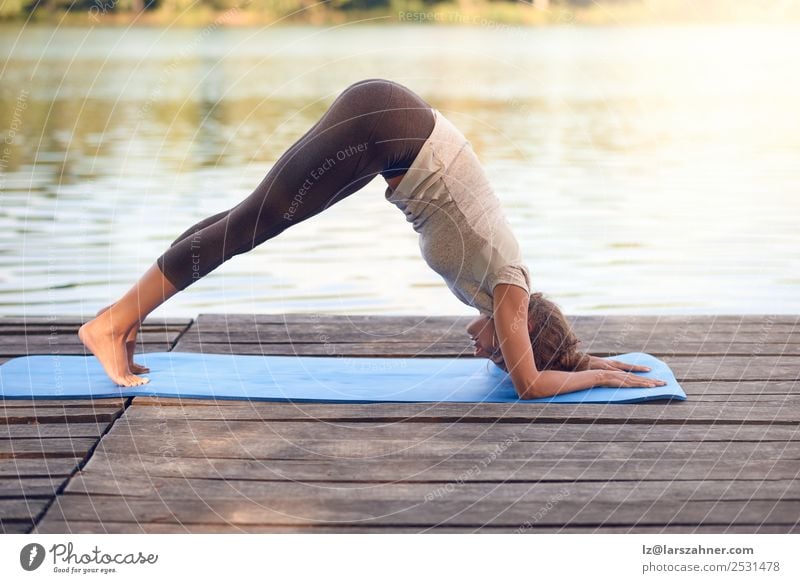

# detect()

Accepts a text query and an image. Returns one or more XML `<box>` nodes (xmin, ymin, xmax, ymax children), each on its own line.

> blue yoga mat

<box><xmin>0</xmin><ymin>351</ymin><xmax>685</xmax><ymax>403</ymax></box>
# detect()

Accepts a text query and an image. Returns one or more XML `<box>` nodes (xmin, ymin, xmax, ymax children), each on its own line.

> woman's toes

<box><xmin>119</xmin><ymin>374</ymin><xmax>149</xmax><ymax>387</ymax></box>
<box><xmin>130</xmin><ymin>363</ymin><xmax>150</xmax><ymax>374</ymax></box>
<box><xmin>111</xmin><ymin>373</ymin><xmax>134</xmax><ymax>387</ymax></box>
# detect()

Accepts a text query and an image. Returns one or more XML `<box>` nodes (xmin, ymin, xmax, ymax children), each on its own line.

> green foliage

<box><xmin>330</xmin><ymin>0</ymin><xmax>391</xmax><ymax>10</ymax></box>
<box><xmin>0</xmin><ymin>0</ymin><xmax>557</xmax><ymax>20</ymax></box>
<box><xmin>1</xmin><ymin>1</ymin><xmax>785</xmax><ymax>23</ymax></box>
<box><xmin>157</xmin><ymin>0</ymin><xmax>197</xmax><ymax>12</ymax></box>
<box><xmin>0</xmin><ymin>0</ymin><xmax>27</xmax><ymax>19</ymax></box>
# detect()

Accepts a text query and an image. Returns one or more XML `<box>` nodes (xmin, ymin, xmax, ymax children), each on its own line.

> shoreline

<box><xmin>3</xmin><ymin>3</ymin><xmax>800</xmax><ymax>28</ymax></box>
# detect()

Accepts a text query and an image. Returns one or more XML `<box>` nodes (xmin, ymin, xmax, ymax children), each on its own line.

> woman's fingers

<box><xmin>609</xmin><ymin>359</ymin><xmax>651</xmax><ymax>372</ymax></box>
<box><xmin>605</xmin><ymin>371</ymin><xmax>667</xmax><ymax>388</ymax></box>
<box><xmin>590</xmin><ymin>357</ymin><xmax>617</xmax><ymax>371</ymax></box>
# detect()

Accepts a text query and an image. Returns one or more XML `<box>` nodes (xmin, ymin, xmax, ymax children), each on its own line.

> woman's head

<box><xmin>466</xmin><ymin>291</ymin><xmax>591</xmax><ymax>373</ymax></box>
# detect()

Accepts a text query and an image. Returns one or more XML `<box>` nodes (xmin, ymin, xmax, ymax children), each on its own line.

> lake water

<box><xmin>1</xmin><ymin>23</ymin><xmax>798</xmax><ymax>318</ymax></box>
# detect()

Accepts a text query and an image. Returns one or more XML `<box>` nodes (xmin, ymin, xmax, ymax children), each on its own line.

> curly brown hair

<box><xmin>493</xmin><ymin>291</ymin><xmax>591</xmax><ymax>373</ymax></box>
<box><xmin>527</xmin><ymin>291</ymin><xmax>592</xmax><ymax>371</ymax></box>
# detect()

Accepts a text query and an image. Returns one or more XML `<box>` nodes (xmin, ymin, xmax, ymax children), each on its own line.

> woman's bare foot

<box><xmin>95</xmin><ymin>304</ymin><xmax>149</xmax><ymax>373</ymax></box>
<box><xmin>79</xmin><ymin>310</ymin><xmax>149</xmax><ymax>387</ymax></box>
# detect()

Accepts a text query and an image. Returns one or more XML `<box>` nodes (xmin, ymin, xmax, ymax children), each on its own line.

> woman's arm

<box><xmin>491</xmin><ymin>283</ymin><xmax>540</xmax><ymax>398</ymax></box>
<box><xmin>492</xmin><ymin>284</ymin><xmax>667</xmax><ymax>399</ymax></box>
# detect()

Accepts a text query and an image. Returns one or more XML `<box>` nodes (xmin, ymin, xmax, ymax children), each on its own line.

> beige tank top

<box><xmin>384</xmin><ymin>108</ymin><xmax>531</xmax><ymax>317</ymax></box>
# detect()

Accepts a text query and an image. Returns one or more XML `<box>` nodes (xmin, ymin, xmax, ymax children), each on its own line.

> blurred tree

<box><xmin>0</xmin><ymin>0</ymin><xmax>27</xmax><ymax>19</ymax></box>
<box><xmin>206</xmin><ymin>0</ymin><xmax>247</xmax><ymax>9</ymax></box>
<box><xmin>0</xmin><ymin>0</ymin><xmax>658</xmax><ymax>22</ymax></box>
<box><xmin>154</xmin><ymin>0</ymin><xmax>196</xmax><ymax>12</ymax></box>
<box><xmin>330</xmin><ymin>0</ymin><xmax>391</xmax><ymax>9</ymax></box>
<box><xmin>118</xmin><ymin>0</ymin><xmax>147</xmax><ymax>13</ymax></box>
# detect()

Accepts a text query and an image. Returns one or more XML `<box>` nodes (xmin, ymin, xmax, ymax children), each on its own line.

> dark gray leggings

<box><xmin>156</xmin><ymin>78</ymin><xmax>435</xmax><ymax>291</ymax></box>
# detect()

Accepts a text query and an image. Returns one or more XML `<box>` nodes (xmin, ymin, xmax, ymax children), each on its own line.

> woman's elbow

<box><xmin>517</xmin><ymin>391</ymin><xmax>540</xmax><ymax>401</ymax></box>
<box><xmin>516</xmin><ymin>376</ymin><xmax>546</xmax><ymax>400</ymax></box>
<box><xmin>517</xmin><ymin>389</ymin><xmax>547</xmax><ymax>400</ymax></box>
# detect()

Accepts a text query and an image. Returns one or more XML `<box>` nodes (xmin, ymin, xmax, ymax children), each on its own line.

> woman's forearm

<box><xmin>522</xmin><ymin>369</ymin><xmax>603</xmax><ymax>399</ymax></box>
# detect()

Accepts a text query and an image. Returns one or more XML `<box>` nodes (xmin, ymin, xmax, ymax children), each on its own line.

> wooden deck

<box><xmin>1</xmin><ymin>313</ymin><xmax>798</xmax><ymax>533</ymax></box>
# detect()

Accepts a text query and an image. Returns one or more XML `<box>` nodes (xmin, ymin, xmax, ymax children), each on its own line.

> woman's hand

<box><xmin>587</xmin><ymin>355</ymin><xmax>652</xmax><ymax>373</ymax></box>
<box><xmin>586</xmin><ymin>357</ymin><xmax>668</xmax><ymax>388</ymax></box>
<box><xmin>595</xmin><ymin>369</ymin><xmax>667</xmax><ymax>388</ymax></box>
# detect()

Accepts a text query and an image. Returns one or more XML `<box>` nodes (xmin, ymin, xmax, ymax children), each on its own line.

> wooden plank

<box><xmin>178</xmin><ymin>318</ymin><xmax>797</xmax><ymax>363</ymax></box>
<box><xmin>81</xmin><ymin>451</ymin><xmax>800</xmax><ymax>482</ymax></box>
<box><xmin>664</xmin><ymin>355</ymin><xmax>800</xmax><ymax>380</ymax></box>
<box><xmin>64</xmin><ymin>473</ymin><xmax>800</xmax><ymax>503</ymax></box>
<box><xmin>187</xmin><ymin>314</ymin><xmax>799</xmax><ymax>334</ymax></box>
<box><xmin>167</xmin><ymin>344</ymin><xmax>800</xmax><ymax>380</ymax></box>
<box><xmin>111</xmin><ymin>418</ymin><xmax>800</xmax><ymax>443</ymax></box>
<box><xmin>128</xmin><ymin>393</ymin><xmax>800</xmax><ymax>406</ymax></box>
<box><xmin>130</xmin><ymin>397</ymin><xmax>800</xmax><ymax>412</ymax></box>
<box><xmin>0</xmin><ymin>316</ymin><xmax>192</xmax><ymax>327</ymax></box>
<box><xmin>686</xmin><ymin>396</ymin><xmax>800</xmax><ymax>405</ymax></box>
<box><xmin>571</xmin><ymin>314</ymin><xmax>800</xmax><ymax>324</ymax></box>
<box><xmin>174</xmin><ymin>340</ymin><xmax>800</xmax><ymax>358</ymax></box>
<box><xmin>0</xmin><ymin>324</ymin><xmax>189</xmax><ymax>334</ymax></box>
<box><xmin>172</xmin><ymin>344</ymin><xmax>800</xmax><ymax>359</ymax></box>
<box><xmin>196</xmin><ymin>313</ymin><xmax>800</xmax><ymax>326</ymax></box>
<box><xmin>177</xmin><ymin>330</ymin><xmax>467</xmax><ymax>343</ymax></box>
<box><xmin>669</xmin><ymin>380</ymin><xmax>800</xmax><ymax>401</ymax></box>
<box><xmin>178</xmin><ymin>325</ymin><xmax>800</xmax><ymax>345</ymax></box>
<box><xmin>33</xmin><ymin>520</ymin><xmax>800</xmax><ymax>534</ymax></box>
<box><xmin>0</xmin><ymin>316</ymin><xmax>193</xmax><ymax>363</ymax></box>
<box><xmin>196</xmin><ymin>313</ymin><xmax>474</xmax><ymax>326</ymax></box>
<box><xmin>173</xmin><ymin>340</ymin><xmax>800</xmax><ymax>357</ymax></box>
<box><xmin>1</xmin><ymin>399</ymin><xmax>126</xmax><ymax>408</ymax></box>
<box><xmin>0</xmin><ymin>423</ymin><xmax>106</xmax><ymax>439</ymax></box>
<box><xmin>0</xmin><ymin>458</ymin><xmax>81</xmax><ymax>478</ymax></box>
<box><xmin>172</xmin><ymin>342</ymin><xmax>470</xmax><ymax>357</ymax></box>
<box><xmin>679</xmin><ymin>380</ymin><xmax>800</xmax><ymax>395</ymax></box>
<box><xmin>0</xmin><ymin>331</ymin><xmax>183</xmax><ymax>348</ymax></box>
<box><xmin>0</xmin><ymin>476</ymin><xmax>63</xmax><ymax>497</ymax></box>
<box><xmin>96</xmin><ymin>433</ymin><xmax>800</xmax><ymax>461</ymax></box>
<box><xmin>0</xmin><ymin>345</ymin><xmax>177</xmax><ymax>358</ymax></box>
<box><xmin>2</xmin><ymin>522</ymin><xmax>32</xmax><ymax>533</ymax></box>
<box><xmin>0</xmin><ymin>438</ymin><xmax>100</xmax><ymax>459</ymax></box>
<box><xmin>177</xmin><ymin>333</ymin><xmax>467</xmax><ymax>346</ymax></box>
<box><xmin>122</xmin><ymin>402</ymin><xmax>800</xmax><ymax>424</ymax></box>
<box><xmin>187</xmin><ymin>318</ymin><xmax>800</xmax><ymax>343</ymax></box>
<box><xmin>0</xmin><ymin>408</ymin><xmax>123</xmax><ymax>425</ymax></box>
<box><xmin>584</xmin><ymin>341</ymin><xmax>800</xmax><ymax>356</ymax></box>
<box><xmin>571</xmin><ymin>323</ymin><xmax>800</xmax><ymax>336</ymax></box>
<box><xmin>130</xmin><ymin>378</ymin><xmax>800</xmax><ymax>405</ymax></box>
<box><xmin>38</xmin><ymin>495</ymin><xmax>800</xmax><ymax>527</ymax></box>
<box><xmin>0</xmin><ymin>344</ymin><xmax>178</xmax><ymax>356</ymax></box>
<box><xmin>177</xmin><ymin>321</ymin><xmax>800</xmax><ymax>341</ymax></box>
<box><xmin>0</xmin><ymin>498</ymin><xmax>49</xmax><ymax>523</ymax></box>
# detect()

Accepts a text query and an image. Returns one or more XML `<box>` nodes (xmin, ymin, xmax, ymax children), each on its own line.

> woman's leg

<box><xmin>80</xmin><ymin>78</ymin><xmax>434</xmax><ymax>386</ymax></box>
<box><xmin>93</xmin><ymin>207</ymin><xmax>236</xmax><ymax>374</ymax></box>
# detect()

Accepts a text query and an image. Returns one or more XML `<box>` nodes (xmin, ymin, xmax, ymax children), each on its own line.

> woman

<box><xmin>79</xmin><ymin>78</ymin><xmax>667</xmax><ymax>397</ymax></box>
